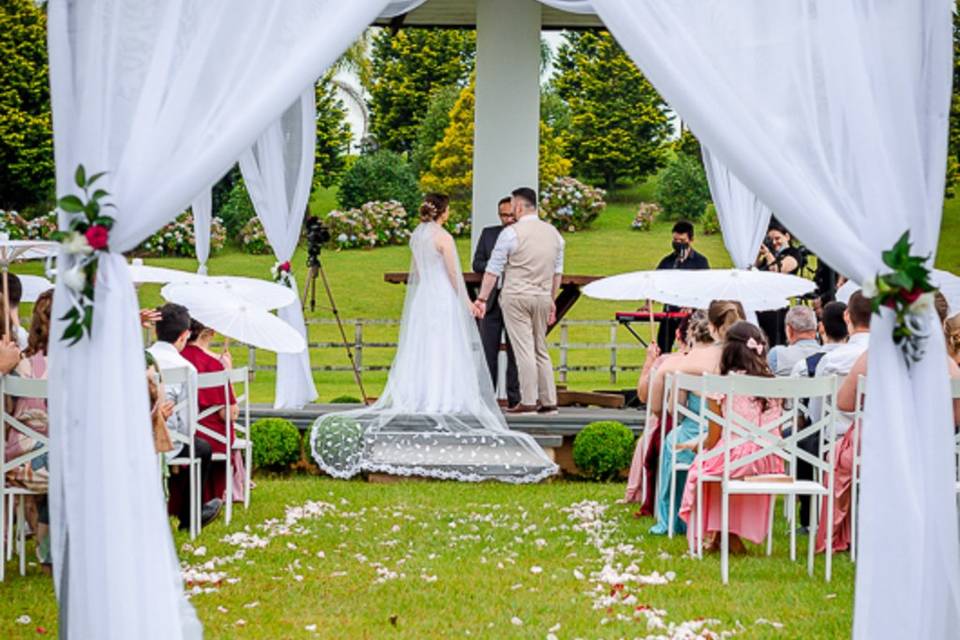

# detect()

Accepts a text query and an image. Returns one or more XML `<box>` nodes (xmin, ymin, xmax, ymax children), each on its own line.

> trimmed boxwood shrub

<box><xmin>337</xmin><ymin>149</ymin><xmax>421</xmax><ymax>219</ymax></box>
<box><xmin>250</xmin><ymin>418</ymin><xmax>301</xmax><ymax>469</ymax></box>
<box><xmin>572</xmin><ymin>421</ymin><xmax>635</xmax><ymax>481</ymax></box>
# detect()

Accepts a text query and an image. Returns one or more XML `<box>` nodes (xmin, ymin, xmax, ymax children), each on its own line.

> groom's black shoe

<box><xmin>505</xmin><ymin>403</ymin><xmax>538</xmax><ymax>415</ymax></box>
<box><xmin>537</xmin><ymin>405</ymin><xmax>559</xmax><ymax>416</ymax></box>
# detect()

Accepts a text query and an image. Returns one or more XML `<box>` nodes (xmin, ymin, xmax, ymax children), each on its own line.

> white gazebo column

<box><xmin>471</xmin><ymin>0</ymin><xmax>541</xmax><ymax>256</ymax></box>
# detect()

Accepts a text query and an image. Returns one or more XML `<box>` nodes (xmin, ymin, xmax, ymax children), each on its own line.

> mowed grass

<box><xmin>9</xmin><ymin>185</ymin><xmax>960</xmax><ymax>403</ymax></box>
<box><xmin>0</xmin><ymin>476</ymin><xmax>854</xmax><ymax>639</ymax></box>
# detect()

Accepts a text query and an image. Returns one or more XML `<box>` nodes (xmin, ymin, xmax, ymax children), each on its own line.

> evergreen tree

<box><xmin>947</xmin><ymin>10</ymin><xmax>960</xmax><ymax>199</ymax></box>
<box><xmin>553</xmin><ymin>31</ymin><xmax>670</xmax><ymax>190</ymax></box>
<box><xmin>314</xmin><ymin>78</ymin><xmax>353</xmax><ymax>190</ymax></box>
<box><xmin>411</xmin><ymin>85</ymin><xmax>460</xmax><ymax>177</ymax></box>
<box><xmin>368</xmin><ymin>28</ymin><xmax>475</xmax><ymax>154</ymax></box>
<box><xmin>419</xmin><ymin>79</ymin><xmax>571</xmax><ymax>234</ymax></box>
<box><xmin>0</xmin><ymin>0</ymin><xmax>54</xmax><ymax>211</ymax></box>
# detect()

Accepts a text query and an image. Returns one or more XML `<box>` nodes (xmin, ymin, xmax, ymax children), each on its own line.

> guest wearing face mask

<box><xmin>655</xmin><ymin>220</ymin><xmax>710</xmax><ymax>353</ymax></box>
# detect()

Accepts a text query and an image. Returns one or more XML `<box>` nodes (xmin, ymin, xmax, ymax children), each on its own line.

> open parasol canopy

<box><xmin>161</xmin><ymin>282</ymin><xmax>306</xmax><ymax>354</ymax></box>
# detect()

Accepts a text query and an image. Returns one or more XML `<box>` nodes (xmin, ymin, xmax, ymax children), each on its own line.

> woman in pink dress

<box><xmin>678</xmin><ymin>321</ymin><xmax>784</xmax><ymax>554</ymax></box>
<box><xmin>180</xmin><ymin>320</ymin><xmax>246</xmax><ymax>504</ymax></box>
<box><xmin>5</xmin><ymin>290</ymin><xmax>53</xmax><ymax>568</ymax></box>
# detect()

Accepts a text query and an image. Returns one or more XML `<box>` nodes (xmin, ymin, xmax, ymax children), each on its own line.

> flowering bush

<box><xmin>0</xmin><ymin>210</ymin><xmax>28</xmax><ymax>239</ymax></box>
<box><xmin>271</xmin><ymin>260</ymin><xmax>293</xmax><ymax>288</ymax></box>
<box><xmin>540</xmin><ymin>176</ymin><xmax>606</xmax><ymax>232</ymax></box>
<box><xmin>701</xmin><ymin>203</ymin><xmax>721</xmax><ymax>235</ymax></box>
<box><xmin>136</xmin><ymin>212</ymin><xmax>227</xmax><ymax>258</ymax></box>
<box><xmin>25</xmin><ymin>211</ymin><xmax>59</xmax><ymax>239</ymax></box>
<box><xmin>631</xmin><ymin>202</ymin><xmax>661</xmax><ymax>232</ymax></box>
<box><xmin>240</xmin><ymin>217</ymin><xmax>272</xmax><ymax>255</ymax></box>
<box><xmin>325</xmin><ymin>200</ymin><xmax>411</xmax><ymax>250</ymax></box>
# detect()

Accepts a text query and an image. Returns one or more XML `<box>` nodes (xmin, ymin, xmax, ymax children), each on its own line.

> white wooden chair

<box><xmin>687</xmin><ymin>373</ymin><xmax>839</xmax><ymax>584</ymax></box>
<box><xmin>161</xmin><ymin>366</ymin><xmax>202</xmax><ymax>540</ymax></box>
<box><xmin>195</xmin><ymin>367</ymin><xmax>252</xmax><ymax>525</ymax></box>
<box><xmin>667</xmin><ymin>373</ymin><xmax>702</xmax><ymax>538</ymax></box>
<box><xmin>849</xmin><ymin>375</ymin><xmax>867</xmax><ymax>564</ymax></box>
<box><xmin>1</xmin><ymin>375</ymin><xmax>49</xmax><ymax>580</ymax></box>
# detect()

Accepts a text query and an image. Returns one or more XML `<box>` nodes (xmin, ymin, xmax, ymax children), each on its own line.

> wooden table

<box><xmin>384</xmin><ymin>272</ymin><xmax>601</xmax><ymax>334</ymax></box>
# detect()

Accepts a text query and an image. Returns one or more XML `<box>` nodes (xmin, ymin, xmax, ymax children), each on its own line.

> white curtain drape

<box><xmin>701</xmin><ymin>146</ymin><xmax>771</xmax><ymax>270</ymax></box>
<box><xmin>192</xmin><ymin>189</ymin><xmax>212</xmax><ymax>274</ymax></box>
<box><xmin>45</xmin><ymin>2</ymin><xmax>388</xmax><ymax>638</ymax></box>
<box><xmin>240</xmin><ymin>91</ymin><xmax>319</xmax><ymax>409</ymax></box>
<box><xmin>590</xmin><ymin>1</ymin><xmax>957</xmax><ymax>637</ymax></box>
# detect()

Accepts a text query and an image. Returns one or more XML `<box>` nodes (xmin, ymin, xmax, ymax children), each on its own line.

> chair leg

<box><xmin>766</xmin><ymin>496</ymin><xmax>775</xmax><ymax>557</ymax></box>
<box><xmin>789</xmin><ymin>500</ymin><xmax>797</xmax><ymax>562</ymax></box>
<box><xmin>721</xmin><ymin>489</ymin><xmax>729</xmax><ymax>585</ymax></box>
<box><xmin>6</xmin><ymin>494</ymin><xmax>13</xmax><ymax>562</ymax></box>
<box><xmin>667</xmin><ymin>460</ymin><xmax>676</xmax><ymax>539</ymax></box>
<box><xmin>17</xmin><ymin>497</ymin><xmax>25</xmax><ymax>576</ymax></box>
<box><xmin>225</xmin><ymin>453</ymin><xmax>233</xmax><ymax>526</ymax></box>
<box><xmin>244</xmin><ymin>445</ymin><xmax>252</xmax><ymax>510</ymax></box>
<box><xmin>808</xmin><ymin>492</ymin><xmax>819</xmax><ymax>578</ymax></box>
<box><xmin>850</xmin><ymin>479</ymin><xmax>858</xmax><ymax>564</ymax></box>
<box><xmin>190</xmin><ymin>461</ymin><xmax>198</xmax><ymax>540</ymax></box>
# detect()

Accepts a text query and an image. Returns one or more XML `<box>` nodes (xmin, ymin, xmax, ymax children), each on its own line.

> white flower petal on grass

<box><xmin>235</xmin><ymin>619</ymin><xmax>246</xmax><ymax>627</ymax></box>
<box><xmin>305</xmin><ymin>624</ymin><xmax>317</xmax><ymax>632</ymax></box>
<box><xmin>216</xmin><ymin>606</ymin><xmax>228</xmax><ymax>613</ymax></box>
<box><xmin>510</xmin><ymin>616</ymin><xmax>523</xmax><ymax>626</ymax></box>
<box><xmin>530</xmin><ymin>566</ymin><xmax>543</xmax><ymax>574</ymax></box>
<box><xmin>15</xmin><ymin>615</ymin><xmax>31</xmax><ymax>625</ymax></box>
<box><xmin>243</xmin><ymin>601</ymin><xmax>259</xmax><ymax>609</ymax></box>
<box><xmin>548</xmin><ymin>623</ymin><xmax>561</xmax><ymax>632</ymax></box>
<box><xmin>192</xmin><ymin>546</ymin><xmax>207</xmax><ymax>557</ymax></box>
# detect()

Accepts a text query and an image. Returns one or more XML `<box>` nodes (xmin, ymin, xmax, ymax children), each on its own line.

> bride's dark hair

<box><xmin>420</xmin><ymin>193</ymin><xmax>449</xmax><ymax>222</ymax></box>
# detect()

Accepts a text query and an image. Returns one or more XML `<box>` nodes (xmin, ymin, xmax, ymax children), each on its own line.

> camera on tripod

<box><xmin>304</xmin><ymin>215</ymin><xmax>330</xmax><ymax>269</ymax></box>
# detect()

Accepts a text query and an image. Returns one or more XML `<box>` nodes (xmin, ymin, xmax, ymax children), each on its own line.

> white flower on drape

<box><xmin>239</xmin><ymin>91</ymin><xmax>319</xmax><ymax>409</ymax></box>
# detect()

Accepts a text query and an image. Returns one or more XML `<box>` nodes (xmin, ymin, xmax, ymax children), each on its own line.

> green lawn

<box><xmin>0</xmin><ymin>476</ymin><xmax>854</xmax><ymax>639</ymax></box>
<box><xmin>10</xmin><ymin>184</ymin><xmax>960</xmax><ymax>403</ymax></box>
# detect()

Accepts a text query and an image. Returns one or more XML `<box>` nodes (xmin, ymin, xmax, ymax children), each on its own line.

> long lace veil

<box><xmin>309</xmin><ymin>222</ymin><xmax>558</xmax><ymax>483</ymax></box>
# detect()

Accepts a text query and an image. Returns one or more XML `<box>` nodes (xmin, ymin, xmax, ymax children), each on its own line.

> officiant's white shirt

<box><xmin>484</xmin><ymin>214</ymin><xmax>565</xmax><ymax>277</ymax></box>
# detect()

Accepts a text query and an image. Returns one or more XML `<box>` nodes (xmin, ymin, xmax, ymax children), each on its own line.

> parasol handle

<box><xmin>2</xmin><ymin>267</ymin><xmax>9</xmax><ymax>341</ymax></box>
<box><xmin>647</xmin><ymin>298</ymin><xmax>655</xmax><ymax>345</ymax></box>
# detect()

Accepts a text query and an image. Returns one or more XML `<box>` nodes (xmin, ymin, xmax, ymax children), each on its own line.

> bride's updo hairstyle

<box><xmin>707</xmin><ymin>299</ymin><xmax>746</xmax><ymax>340</ymax></box>
<box><xmin>420</xmin><ymin>193</ymin><xmax>450</xmax><ymax>222</ymax></box>
<box><xmin>944</xmin><ymin>312</ymin><xmax>960</xmax><ymax>360</ymax></box>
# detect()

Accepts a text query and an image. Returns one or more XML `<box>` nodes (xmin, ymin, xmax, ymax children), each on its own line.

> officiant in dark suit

<box><xmin>473</xmin><ymin>197</ymin><xmax>521</xmax><ymax>408</ymax></box>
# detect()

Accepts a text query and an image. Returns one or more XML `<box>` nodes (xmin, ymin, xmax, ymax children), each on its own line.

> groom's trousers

<box><xmin>500</xmin><ymin>293</ymin><xmax>557</xmax><ymax>408</ymax></box>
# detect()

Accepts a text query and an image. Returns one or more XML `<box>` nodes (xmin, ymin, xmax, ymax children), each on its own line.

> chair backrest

<box><xmin>0</xmin><ymin>375</ymin><xmax>49</xmax><ymax>475</ymax></box>
<box><xmin>227</xmin><ymin>367</ymin><xmax>250</xmax><ymax>438</ymax></box>
<box><xmin>671</xmin><ymin>372</ymin><xmax>710</xmax><ymax>444</ymax></box>
<box><xmin>159</xmin><ymin>366</ymin><xmax>197</xmax><ymax>446</ymax></box>
<box><xmin>196</xmin><ymin>370</ymin><xmax>230</xmax><ymax>424</ymax></box>
<box><xmin>701</xmin><ymin>373</ymin><xmax>839</xmax><ymax>482</ymax></box>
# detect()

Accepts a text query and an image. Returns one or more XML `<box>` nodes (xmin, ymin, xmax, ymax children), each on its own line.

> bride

<box><xmin>310</xmin><ymin>194</ymin><xmax>558</xmax><ymax>483</ymax></box>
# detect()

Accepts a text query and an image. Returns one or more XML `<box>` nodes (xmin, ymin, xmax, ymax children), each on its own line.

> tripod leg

<box><xmin>317</xmin><ymin>260</ymin><xmax>369</xmax><ymax>404</ymax></box>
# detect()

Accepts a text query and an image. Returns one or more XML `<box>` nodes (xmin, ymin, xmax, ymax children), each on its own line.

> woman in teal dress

<box><xmin>646</xmin><ymin>301</ymin><xmax>744</xmax><ymax>536</ymax></box>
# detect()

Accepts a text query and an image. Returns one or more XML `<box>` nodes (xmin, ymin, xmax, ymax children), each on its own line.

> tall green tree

<box><xmin>368</xmin><ymin>28</ymin><xmax>475</xmax><ymax>154</ymax></box>
<box><xmin>553</xmin><ymin>31</ymin><xmax>670</xmax><ymax>190</ymax></box>
<box><xmin>411</xmin><ymin>85</ymin><xmax>460</xmax><ymax>177</ymax></box>
<box><xmin>314</xmin><ymin>79</ymin><xmax>353</xmax><ymax>189</ymax></box>
<box><xmin>947</xmin><ymin>10</ymin><xmax>960</xmax><ymax>199</ymax></box>
<box><xmin>0</xmin><ymin>0</ymin><xmax>54</xmax><ymax>211</ymax></box>
<box><xmin>419</xmin><ymin>79</ymin><xmax>571</xmax><ymax>234</ymax></box>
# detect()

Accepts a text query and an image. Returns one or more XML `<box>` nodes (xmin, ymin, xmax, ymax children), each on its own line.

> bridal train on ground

<box><xmin>310</xmin><ymin>221</ymin><xmax>558</xmax><ymax>483</ymax></box>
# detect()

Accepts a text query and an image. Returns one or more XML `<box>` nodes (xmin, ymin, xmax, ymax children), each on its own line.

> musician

<box><xmin>655</xmin><ymin>220</ymin><xmax>710</xmax><ymax>352</ymax></box>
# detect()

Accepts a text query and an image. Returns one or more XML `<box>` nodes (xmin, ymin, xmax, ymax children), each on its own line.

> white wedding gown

<box><xmin>310</xmin><ymin>222</ymin><xmax>558</xmax><ymax>483</ymax></box>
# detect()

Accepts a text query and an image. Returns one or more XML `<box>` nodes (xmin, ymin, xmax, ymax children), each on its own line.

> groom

<box><xmin>472</xmin><ymin>187</ymin><xmax>564</xmax><ymax>416</ymax></box>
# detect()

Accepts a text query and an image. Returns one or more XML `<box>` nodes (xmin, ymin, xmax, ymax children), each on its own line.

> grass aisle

<box><xmin>3</xmin><ymin>477</ymin><xmax>853</xmax><ymax>638</ymax></box>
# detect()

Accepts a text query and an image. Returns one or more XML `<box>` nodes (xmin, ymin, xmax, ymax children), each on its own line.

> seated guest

<box><xmin>767</xmin><ymin>306</ymin><xmax>820</xmax><ymax>376</ymax></box>
<box><xmin>147</xmin><ymin>303</ymin><xmax>222</xmax><ymax>530</ymax></box>
<box><xmin>647</xmin><ymin>301</ymin><xmax>745</xmax><ymax>536</ymax></box>
<box><xmin>815</xmin><ymin>350</ymin><xmax>960</xmax><ymax>554</ymax></box>
<box><xmin>946</xmin><ymin>312</ymin><xmax>960</xmax><ymax>366</ymax></box>
<box><xmin>180</xmin><ymin>320</ymin><xmax>245</xmax><ymax>505</ymax></box>
<box><xmin>3</xmin><ymin>273</ymin><xmax>27</xmax><ymax>349</ymax></box>
<box><xmin>624</xmin><ymin>315</ymin><xmax>694</xmax><ymax>512</ymax></box>
<box><xmin>5</xmin><ymin>290</ymin><xmax>53</xmax><ymax>570</ymax></box>
<box><xmin>808</xmin><ymin>290</ymin><xmax>872</xmax><ymax>435</ymax></box>
<box><xmin>678</xmin><ymin>321</ymin><xmax>785</xmax><ymax>554</ymax></box>
<box><xmin>790</xmin><ymin>301</ymin><xmax>848</xmax><ymax>377</ymax></box>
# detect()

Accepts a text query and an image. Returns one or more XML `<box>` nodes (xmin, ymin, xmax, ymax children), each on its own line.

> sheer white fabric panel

<box><xmin>701</xmin><ymin>146</ymin><xmax>771</xmax><ymax>269</ymax></box>
<box><xmin>45</xmin><ymin>1</ymin><xmax>388</xmax><ymax>637</ymax></box>
<box><xmin>240</xmin><ymin>91</ymin><xmax>318</xmax><ymax>409</ymax></box>
<box><xmin>590</xmin><ymin>1</ymin><xmax>957</xmax><ymax>637</ymax></box>
<box><xmin>192</xmin><ymin>189</ymin><xmax>212</xmax><ymax>274</ymax></box>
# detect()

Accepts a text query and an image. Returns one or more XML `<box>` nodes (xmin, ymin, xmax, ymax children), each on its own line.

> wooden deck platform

<box><xmin>251</xmin><ymin>404</ymin><xmax>646</xmax><ymax>475</ymax></box>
